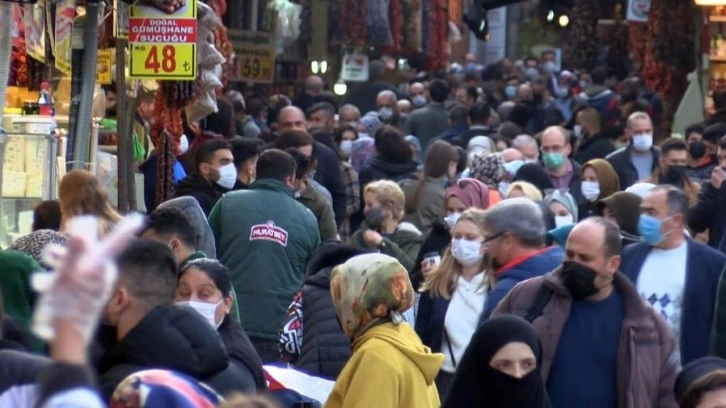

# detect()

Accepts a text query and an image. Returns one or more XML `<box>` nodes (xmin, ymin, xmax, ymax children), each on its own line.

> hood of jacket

<box><xmin>305</xmin><ymin>241</ymin><xmax>371</xmax><ymax>283</ymax></box>
<box><xmin>368</xmin><ymin>157</ymin><xmax>419</xmax><ymax>179</ymax></box>
<box><xmin>100</xmin><ymin>306</ymin><xmax>229</xmax><ymax>378</ymax></box>
<box><xmin>581</xmin><ymin>85</ymin><xmax>612</xmax><ymax>100</ymax></box>
<box><xmin>353</xmin><ymin>322</ymin><xmax>443</xmax><ymax>385</ymax></box>
<box><xmin>174</xmin><ymin>174</ymin><xmax>225</xmax><ymax>198</ymax></box>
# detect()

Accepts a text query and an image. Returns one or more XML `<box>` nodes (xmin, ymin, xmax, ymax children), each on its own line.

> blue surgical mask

<box><xmin>412</xmin><ymin>95</ymin><xmax>427</xmax><ymax>107</ymax></box>
<box><xmin>505</xmin><ymin>85</ymin><xmax>517</xmax><ymax>99</ymax></box>
<box><xmin>637</xmin><ymin>214</ymin><xmax>670</xmax><ymax>246</ymax></box>
<box><xmin>378</xmin><ymin>107</ymin><xmax>393</xmax><ymax>121</ymax></box>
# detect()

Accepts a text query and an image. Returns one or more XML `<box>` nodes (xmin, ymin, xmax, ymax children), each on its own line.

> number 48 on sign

<box><xmin>129</xmin><ymin>43</ymin><xmax>196</xmax><ymax>80</ymax></box>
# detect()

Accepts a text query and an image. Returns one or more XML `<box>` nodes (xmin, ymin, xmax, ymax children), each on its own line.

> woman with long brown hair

<box><xmin>415</xmin><ymin>208</ymin><xmax>489</xmax><ymax>401</ymax></box>
<box><xmin>58</xmin><ymin>169</ymin><xmax>122</xmax><ymax>237</ymax></box>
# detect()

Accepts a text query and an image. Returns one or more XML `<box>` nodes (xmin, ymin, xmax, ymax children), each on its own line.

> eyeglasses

<box><xmin>483</xmin><ymin>232</ymin><xmax>505</xmax><ymax>244</ymax></box>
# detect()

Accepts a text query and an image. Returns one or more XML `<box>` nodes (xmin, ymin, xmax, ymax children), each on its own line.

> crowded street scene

<box><xmin>5</xmin><ymin>0</ymin><xmax>726</xmax><ymax>406</ymax></box>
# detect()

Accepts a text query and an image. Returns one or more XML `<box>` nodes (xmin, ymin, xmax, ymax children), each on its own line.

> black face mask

<box><xmin>560</xmin><ymin>261</ymin><xmax>600</xmax><ymax>300</ymax></box>
<box><xmin>689</xmin><ymin>141</ymin><xmax>707</xmax><ymax>160</ymax></box>
<box><xmin>532</xmin><ymin>93</ymin><xmax>543</xmax><ymax>105</ymax></box>
<box><xmin>665</xmin><ymin>165</ymin><xmax>688</xmax><ymax>185</ymax></box>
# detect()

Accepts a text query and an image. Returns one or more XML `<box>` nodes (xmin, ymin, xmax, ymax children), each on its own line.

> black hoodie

<box><xmin>296</xmin><ymin>242</ymin><xmax>368</xmax><ymax>380</ymax></box>
<box><xmin>98</xmin><ymin>305</ymin><xmax>250</xmax><ymax>400</ymax></box>
<box><xmin>172</xmin><ymin>174</ymin><xmax>229</xmax><ymax>216</ymax></box>
<box><xmin>359</xmin><ymin>157</ymin><xmax>419</xmax><ymax>188</ymax></box>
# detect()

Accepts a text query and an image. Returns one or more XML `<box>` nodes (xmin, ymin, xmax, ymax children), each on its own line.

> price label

<box><xmin>236</xmin><ymin>55</ymin><xmax>273</xmax><ymax>83</ymax></box>
<box><xmin>96</xmin><ymin>49</ymin><xmax>113</xmax><ymax>84</ymax></box>
<box><xmin>129</xmin><ymin>43</ymin><xmax>196</xmax><ymax>80</ymax></box>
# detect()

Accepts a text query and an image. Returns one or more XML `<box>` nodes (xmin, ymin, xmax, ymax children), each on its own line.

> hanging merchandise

<box><xmin>185</xmin><ymin>1</ymin><xmax>225</xmax><ymax>122</ymax></box>
<box><xmin>23</xmin><ymin>0</ymin><xmax>46</xmax><ymax>62</ymax></box>
<box><xmin>268</xmin><ymin>0</ymin><xmax>302</xmax><ymax>54</ymax></box>
<box><xmin>401</xmin><ymin>0</ymin><xmax>422</xmax><ymax>52</ymax></box>
<box><xmin>1</xmin><ymin>2</ymin><xmax>12</xmax><ymax>113</ymax></box>
<box><xmin>366</xmin><ymin>0</ymin><xmax>393</xmax><ymax>46</ymax></box>
<box><xmin>339</xmin><ymin>0</ymin><xmax>365</xmax><ymax>46</ymax></box>
<box><xmin>54</xmin><ymin>0</ymin><xmax>75</xmax><ymax>75</ymax></box>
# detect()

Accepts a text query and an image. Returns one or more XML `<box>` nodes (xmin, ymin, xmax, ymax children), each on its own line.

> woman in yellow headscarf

<box><xmin>325</xmin><ymin>253</ymin><xmax>444</xmax><ymax>408</ymax></box>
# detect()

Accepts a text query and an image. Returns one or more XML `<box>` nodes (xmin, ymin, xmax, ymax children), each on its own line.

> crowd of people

<box><xmin>6</xmin><ymin>53</ymin><xmax>726</xmax><ymax>407</ymax></box>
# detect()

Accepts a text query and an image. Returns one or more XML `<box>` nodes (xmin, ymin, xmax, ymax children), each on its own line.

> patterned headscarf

<box><xmin>10</xmin><ymin>230</ymin><xmax>67</xmax><ymax>269</ymax></box>
<box><xmin>330</xmin><ymin>253</ymin><xmax>414</xmax><ymax>340</ymax></box>
<box><xmin>470</xmin><ymin>153</ymin><xmax>505</xmax><ymax>187</ymax></box>
<box><xmin>110</xmin><ymin>369</ymin><xmax>223</xmax><ymax>408</ymax></box>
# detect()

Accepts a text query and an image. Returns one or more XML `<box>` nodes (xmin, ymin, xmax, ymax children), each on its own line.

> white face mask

<box><xmin>498</xmin><ymin>181</ymin><xmax>510</xmax><ymax>197</ymax></box>
<box><xmin>444</xmin><ymin>212</ymin><xmax>461</xmax><ymax>228</ymax></box>
<box><xmin>177</xmin><ymin>300</ymin><xmax>223</xmax><ymax>328</ymax></box>
<box><xmin>451</xmin><ymin>238</ymin><xmax>483</xmax><ymax>267</ymax></box>
<box><xmin>632</xmin><ymin>134</ymin><xmax>653</xmax><ymax>152</ymax></box>
<box><xmin>554</xmin><ymin>214</ymin><xmax>575</xmax><ymax>228</ymax></box>
<box><xmin>340</xmin><ymin>140</ymin><xmax>353</xmax><ymax>157</ymax></box>
<box><xmin>378</xmin><ymin>107</ymin><xmax>393</xmax><ymax>121</ymax></box>
<box><xmin>573</xmin><ymin>125</ymin><xmax>583</xmax><ymax>139</ymax></box>
<box><xmin>216</xmin><ymin>163</ymin><xmax>237</xmax><ymax>189</ymax></box>
<box><xmin>179</xmin><ymin>134</ymin><xmax>190</xmax><ymax>154</ymax></box>
<box><xmin>581</xmin><ymin>180</ymin><xmax>601</xmax><ymax>202</ymax></box>
<box><xmin>412</xmin><ymin>95</ymin><xmax>427</xmax><ymax>107</ymax></box>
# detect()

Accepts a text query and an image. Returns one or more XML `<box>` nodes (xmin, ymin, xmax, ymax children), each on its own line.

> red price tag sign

<box><xmin>130</xmin><ymin>43</ymin><xmax>196</xmax><ymax>80</ymax></box>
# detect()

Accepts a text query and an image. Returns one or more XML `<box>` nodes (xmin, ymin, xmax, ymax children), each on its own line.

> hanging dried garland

<box><xmin>606</xmin><ymin>4</ymin><xmax>630</xmax><ymax>79</ymax></box>
<box><xmin>563</xmin><ymin>0</ymin><xmax>599</xmax><ymax>71</ymax></box>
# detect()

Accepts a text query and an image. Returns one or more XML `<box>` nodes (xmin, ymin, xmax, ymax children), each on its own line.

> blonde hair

<box><xmin>58</xmin><ymin>169</ymin><xmax>122</xmax><ymax>236</ymax></box>
<box><xmin>420</xmin><ymin>208</ymin><xmax>487</xmax><ymax>299</ymax></box>
<box><xmin>506</xmin><ymin>181</ymin><xmax>543</xmax><ymax>201</ymax></box>
<box><xmin>364</xmin><ymin>180</ymin><xmax>406</xmax><ymax>219</ymax></box>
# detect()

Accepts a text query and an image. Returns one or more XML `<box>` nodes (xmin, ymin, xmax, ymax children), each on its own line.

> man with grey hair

<box><xmin>606</xmin><ymin>111</ymin><xmax>660</xmax><ymax>189</ymax></box>
<box><xmin>480</xmin><ymin>197</ymin><xmax>564</xmax><ymax>319</ymax></box>
<box><xmin>338</xmin><ymin>104</ymin><xmax>361</xmax><ymax>129</ymax></box>
<box><xmin>376</xmin><ymin>90</ymin><xmax>403</xmax><ymax>128</ymax></box>
<box><xmin>620</xmin><ymin>184</ymin><xmax>725</xmax><ymax>365</ymax></box>
<box><xmin>512</xmin><ymin>134</ymin><xmax>540</xmax><ymax>163</ymax></box>
<box><xmin>344</xmin><ymin>59</ymin><xmax>398</xmax><ymax>114</ymax></box>
<box><xmin>541</xmin><ymin>125</ymin><xmax>584</xmax><ymax>207</ymax></box>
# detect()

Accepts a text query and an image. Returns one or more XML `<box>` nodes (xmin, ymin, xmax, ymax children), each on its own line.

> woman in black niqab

<box><xmin>442</xmin><ymin>315</ymin><xmax>551</xmax><ymax>408</ymax></box>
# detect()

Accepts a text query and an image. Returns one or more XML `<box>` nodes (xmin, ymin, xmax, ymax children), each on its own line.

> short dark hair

<box><xmin>33</xmin><ymin>200</ymin><xmax>62</xmax><ymax>231</ymax></box>
<box><xmin>274</xmin><ymin>129</ymin><xmax>315</xmax><ymax>150</ymax></box>
<box><xmin>424</xmin><ymin>140</ymin><xmax>458</xmax><ymax>178</ymax></box>
<box><xmin>660</xmin><ymin>138</ymin><xmax>688</xmax><ymax>157</ymax></box>
<box><xmin>246</xmin><ymin>98</ymin><xmax>266</xmax><ymax>118</ymax></box>
<box><xmin>180</xmin><ymin>258</ymin><xmax>232</xmax><ymax>297</ymax></box>
<box><xmin>455</xmin><ymin>146</ymin><xmax>468</xmax><ymax>173</ymax></box>
<box><xmin>285</xmin><ymin>148</ymin><xmax>312</xmax><ymax>180</ymax></box>
<box><xmin>116</xmin><ymin>239</ymin><xmax>178</xmax><ymax>308</ymax></box>
<box><xmin>375</xmin><ymin>126</ymin><xmax>414</xmax><ymax>163</ymax></box>
<box><xmin>307</xmin><ymin>102</ymin><xmax>335</xmax><ymax>119</ymax></box>
<box><xmin>194</xmin><ymin>139</ymin><xmax>231</xmax><ymax>172</ymax></box>
<box><xmin>230</xmin><ymin>99</ymin><xmax>245</xmax><ymax>114</ymax></box>
<box><xmin>200</xmin><ymin>98</ymin><xmax>235</xmax><ymax>138</ymax></box>
<box><xmin>256</xmin><ymin>149</ymin><xmax>296</xmax><ymax>182</ymax></box>
<box><xmin>469</xmin><ymin>102</ymin><xmax>490</xmax><ymax>124</ymax></box>
<box><xmin>704</xmin><ymin>123</ymin><xmax>726</xmax><ymax>145</ymax></box>
<box><xmin>720</xmin><ymin>135</ymin><xmax>726</xmax><ymax>150</ymax></box>
<box><xmin>685</xmin><ymin>123</ymin><xmax>706</xmax><ymax>139</ymax></box>
<box><xmin>231</xmin><ymin>137</ymin><xmax>264</xmax><ymax>168</ymax></box>
<box><xmin>653</xmin><ymin>184</ymin><xmax>689</xmax><ymax>219</ymax></box>
<box><xmin>145</xmin><ymin>207</ymin><xmax>198</xmax><ymax>249</ymax></box>
<box><xmin>448</xmin><ymin>104</ymin><xmax>469</xmax><ymax>125</ymax></box>
<box><xmin>587</xmin><ymin>217</ymin><xmax>622</xmax><ymax>258</ymax></box>
<box><xmin>465</xmin><ymin>86</ymin><xmax>478</xmax><ymax>100</ymax></box>
<box><xmin>429</xmin><ymin>79</ymin><xmax>451</xmax><ymax>103</ymax></box>
<box><xmin>714</xmin><ymin>89</ymin><xmax>726</xmax><ymax>111</ymax></box>
<box><xmin>679</xmin><ymin>370</ymin><xmax>726</xmax><ymax>408</ymax></box>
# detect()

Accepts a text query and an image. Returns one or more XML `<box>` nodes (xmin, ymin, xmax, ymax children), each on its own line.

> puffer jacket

<box><xmin>493</xmin><ymin>269</ymin><xmax>678</xmax><ymax>408</ymax></box>
<box><xmin>209</xmin><ymin>178</ymin><xmax>320</xmax><ymax>341</ymax></box>
<box><xmin>349</xmin><ymin>222</ymin><xmax>423</xmax><ymax>273</ymax></box>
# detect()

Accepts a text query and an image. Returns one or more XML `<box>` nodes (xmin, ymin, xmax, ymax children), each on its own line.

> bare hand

<box><xmin>363</xmin><ymin>230</ymin><xmax>383</xmax><ymax>247</ymax></box>
<box><xmin>712</xmin><ymin>167</ymin><xmax>725</xmax><ymax>190</ymax></box>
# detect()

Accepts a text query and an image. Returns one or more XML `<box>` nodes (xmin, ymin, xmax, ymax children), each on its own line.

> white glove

<box><xmin>32</xmin><ymin>214</ymin><xmax>144</xmax><ymax>343</ymax></box>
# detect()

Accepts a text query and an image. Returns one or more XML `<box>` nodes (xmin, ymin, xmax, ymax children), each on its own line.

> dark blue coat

<box><xmin>620</xmin><ymin>239</ymin><xmax>726</xmax><ymax>365</ymax></box>
<box><xmin>482</xmin><ymin>246</ymin><xmax>564</xmax><ymax>320</ymax></box>
<box><xmin>415</xmin><ymin>293</ymin><xmax>450</xmax><ymax>354</ymax></box>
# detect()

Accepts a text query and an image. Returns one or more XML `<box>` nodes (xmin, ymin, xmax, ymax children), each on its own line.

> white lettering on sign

<box><xmin>249</xmin><ymin>221</ymin><xmax>289</xmax><ymax>246</ymax></box>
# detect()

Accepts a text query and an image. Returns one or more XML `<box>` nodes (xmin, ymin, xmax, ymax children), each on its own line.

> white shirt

<box><xmin>440</xmin><ymin>273</ymin><xmax>487</xmax><ymax>373</ymax></box>
<box><xmin>637</xmin><ymin>241</ymin><xmax>688</xmax><ymax>349</ymax></box>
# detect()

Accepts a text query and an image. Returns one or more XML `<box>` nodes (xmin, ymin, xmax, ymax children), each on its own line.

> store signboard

<box><xmin>96</xmin><ymin>49</ymin><xmax>113</xmax><ymax>85</ymax></box>
<box><xmin>228</xmin><ymin>30</ymin><xmax>275</xmax><ymax>84</ymax></box>
<box><xmin>114</xmin><ymin>0</ymin><xmax>130</xmax><ymax>39</ymax></box>
<box><xmin>627</xmin><ymin>0</ymin><xmax>650</xmax><ymax>22</ymax></box>
<box><xmin>55</xmin><ymin>0</ymin><xmax>75</xmax><ymax>75</ymax></box>
<box><xmin>128</xmin><ymin>0</ymin><xmax>197</xmax><ymax>80</ymax></box>
<box><xmin>340</xmin><ymin>53</ymin><xmax>369</xmax><ymax>82</ymax></box>
<box><xmin>23</xmin><ymin>1</ymin><xmax>45</xmax><ymax>62</ymax></box>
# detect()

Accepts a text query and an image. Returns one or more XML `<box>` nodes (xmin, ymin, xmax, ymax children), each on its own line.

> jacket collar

<box><xmin>249</xmin><ymin>178</ymin><xmax>294</xmax><ymax>197</ymax></box>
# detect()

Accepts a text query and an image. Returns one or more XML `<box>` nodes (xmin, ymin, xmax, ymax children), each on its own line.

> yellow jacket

<box><xmin>324</xmin><ymin>321</ymin><xmax>444</xmax><ymax>408</ymax></box>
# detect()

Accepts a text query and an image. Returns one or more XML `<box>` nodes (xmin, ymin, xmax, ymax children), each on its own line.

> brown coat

<box><xmin>493</xmin><ymin>269</ymin><xmax>678</xmax><ymax>408</ymax></box>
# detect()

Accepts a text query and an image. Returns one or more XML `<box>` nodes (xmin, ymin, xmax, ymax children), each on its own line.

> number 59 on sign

<box><xmin>236</xmin><ymin>55</ymin><xmax>273</xmax><ymax>83</ymax></box>
<box><xmin>129</xmin><ymin>43</ymin><xmax>197</xmax><ymax>80</ymax></box>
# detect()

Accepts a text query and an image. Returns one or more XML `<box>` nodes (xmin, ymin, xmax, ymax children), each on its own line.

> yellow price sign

<box><xmin>96</xmin><ymin>49</ymin><xmax>113</xmax><ymax>85</ymax></box>
<box><xmin>236</xmin><ymin>55</ymin><xmax>274</xmax><ymax>83</ymax></box>
<box><xmin>129</xmin><ymin>43</ymin><xmax>196</xmax><ymax>80</ymax></box>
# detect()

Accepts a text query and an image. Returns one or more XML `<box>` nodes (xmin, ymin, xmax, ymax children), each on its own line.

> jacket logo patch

<box><xmin>249</xmin><ymin>221</ymin><xmax>288</xmax><ymax>246</ymax></box>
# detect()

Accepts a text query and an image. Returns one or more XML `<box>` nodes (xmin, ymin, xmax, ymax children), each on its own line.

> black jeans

<box><xmin>251</xmin><ymin>338</ymin><xmax>282</xmax><ymax>364</ymax></box>
<box><xmin>435</xmin><ymin>370</ymin><xmax>456</xmax><ymax>402</ymax></box>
